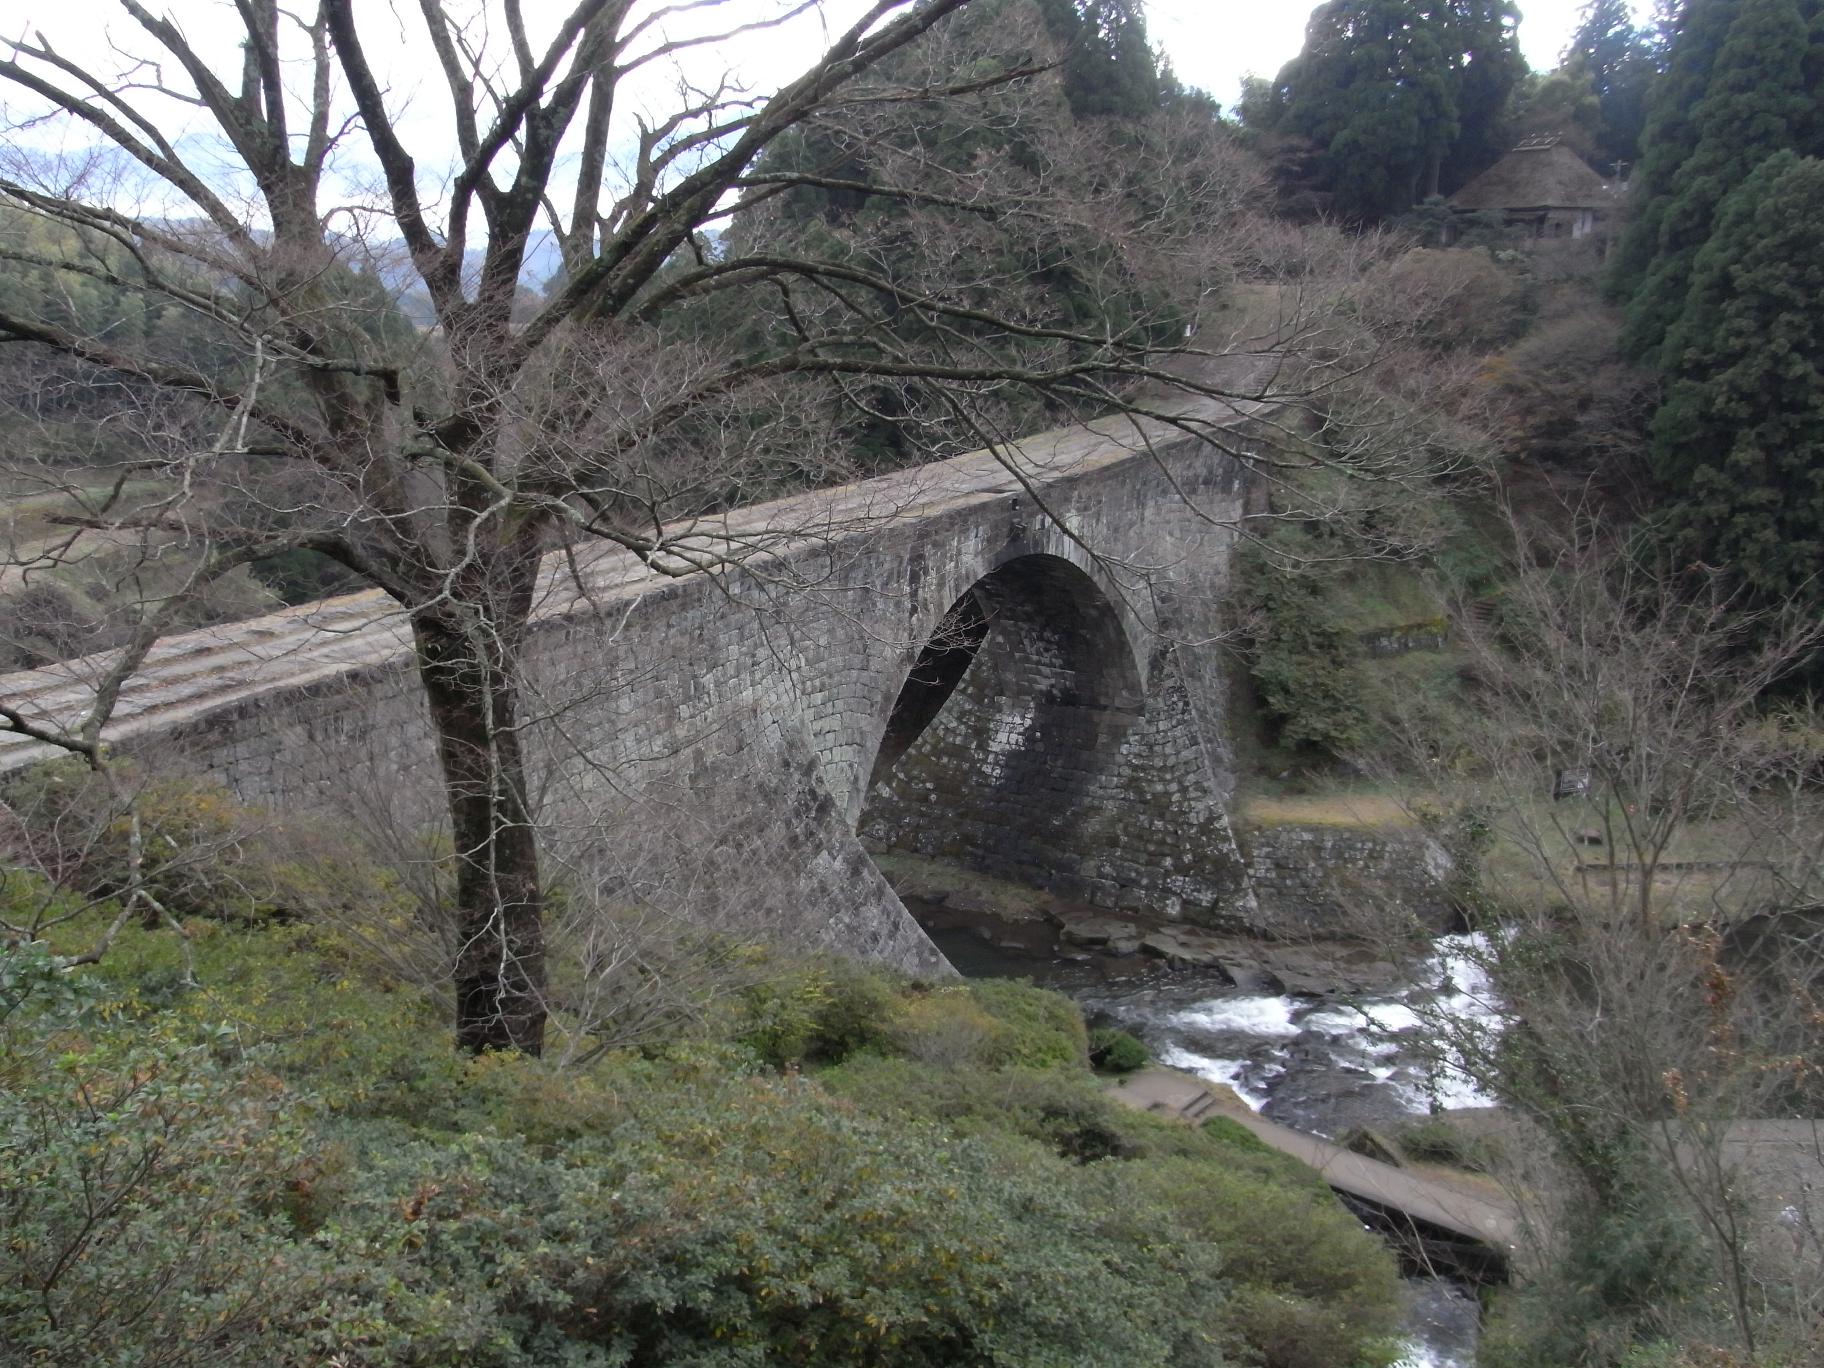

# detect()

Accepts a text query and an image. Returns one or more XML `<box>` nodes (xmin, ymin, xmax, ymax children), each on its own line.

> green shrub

<box><xmin>0</xmin><ymin>947</ymin><xmax>329</xmax><ymax>1367</ymax></box>
<box><xmin>821</xmin><ymin>1054</ymin><xmax>1140</xmax><ymax>1162</ymax></box>
<box><xmin>1118</xmin><ymin>1156</ymin><xmax>1403</xmax><ymax>1368</ymax></box>
<box><xmin>0</xmin><ymin>813</ymin><xmax>1411</xmax><ymax>1368</ymax></box>
<box><xmin>2</xmin><ymin>762</ymin><xmax>416</xmax><ymax>928</ymax></box>
<box><xmin>1394</xmin><ymin>1116</ymin><xmax>1499</xmax><ymax>1172</ymax></box>
<box><xmin>1239</xmin><ymin>541</ymin><xmax>1375</xmax><ymax>760</ymax></box>
<box><xmin>729</xmin><ymin>959</ymin><xmax>899</xmax><ymax>1068</ymax></box>
<box><xmin>1191</xmin><ymin>1115</ymin><xmax>1283</xmax><ymax>1162</ymax></box>
<box><xmin>1088</xmin><ymin>1026</ymin><xmax>1150</xmax><ymax>1072</ymax></box>
<box><xmin>955</xmin><ymin>978</ymin><xmax>1089</xmax><ymax>1068</ymax></box>
<box><xmin>299</xmin><ymin>1075</ymin><xmax>1233</xmax><ymax>1367</ymax></box>
<box><xmin>1481</xmin><ymin>1188</ymin><xmax>1715</xmax><ymax>1368</ymax></box>
<box><xmin>821</xmin><ymin>1052</ymin><xmax>1400</xmax><ymax>1368</ymax></box>
<box><xmin>883</xmin><ymin>985</ymin><xmax>1015</xmax><ymax>1065</ymax></box>
<box><xmin>25</xmin><ymin>913</ymin><xmax>468</xmax><ymax>1129</ymax></box>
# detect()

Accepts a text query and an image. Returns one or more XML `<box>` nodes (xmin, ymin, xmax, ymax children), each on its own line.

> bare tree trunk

<box><xmin>413</xmin><ymin>610</ymin><xmax>547</xmax><ymax>1055</ymax></box>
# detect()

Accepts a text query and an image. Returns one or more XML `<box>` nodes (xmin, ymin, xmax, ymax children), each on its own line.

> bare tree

<box><xmin>0</xmin><ymin>0</ymin><xmax>1404</xmax><ymax>1054</ymax></box>
<box><xmin>1381</xmin><ymin>515</ymin><xmax>1824</xmax><ymax>1362</ymax></box>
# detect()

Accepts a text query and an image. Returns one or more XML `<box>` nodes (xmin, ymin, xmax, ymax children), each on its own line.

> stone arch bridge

<box><xmin>0</xmin><ymin>402</ymin><xmax>1270</xmax><ymax>972</ymax></box>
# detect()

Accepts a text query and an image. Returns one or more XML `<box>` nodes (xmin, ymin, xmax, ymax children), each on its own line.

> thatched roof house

<box><xmin>1449</xmin><ymin>136</ymin><xmax>1619</xmax><ymax>242</ymax></box>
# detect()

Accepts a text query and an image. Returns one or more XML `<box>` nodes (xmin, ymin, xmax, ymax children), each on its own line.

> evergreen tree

<box><xmin>1607</xmin><ymin>0</ymin><xmax>1739</xmax><ymax>309</ymax></box>
<box><xmin>1613</xmin><ymin>0</ymin><xmax>1822</xmax><ymax>361</ymax></box>
<box><xmin>1034</xmin><ymin>0</ymin><xmax>1163</xmax><ymax>120</ymax></box>
<box><xmin>1651</xmin><ymin>150</ymin><xmax>1824</xmax><ymax>619</ymax></box>
<box><xmin>1507</xmin><ymin>60</ymin><xmax>1604</xmax><ymax>160</ymax></box>
<box><xmin>1565</xmin><ymin>0</ymin><xmax>1660</xmax><ymax>167</ymax></box>
<box><xmin>1275</xmin><ymin>0</ymin><xmax>1459</xmax><ymax>219</ymax></box>
<box><xmin>1433</xmin><ymin>0</ymin><xmax>1529</xmax><ymax>191</ymax></box>
<box><xmin>1271</xmin><ymin>0</ymin><xmax>1521</xmax><ymax>219</ymax></box>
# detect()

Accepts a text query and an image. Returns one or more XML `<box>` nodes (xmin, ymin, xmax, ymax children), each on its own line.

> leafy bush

<box><xmin>23</xmin><ymin>909</ymin><xmax>467</xmax><ymax>1128</ymax></box>
<box><xmin>0</xmin><ymin>944</ymin><xmax>328</xmax><ymax>1367</ymax></box>
<box><xmin>729</xmin><ymin>959</ymin><xmax>900</xmax><ymax>1068</ymax></box>
<box><xmin>823</xmin><ymin>1056</ymin><xmax>1402</xmax><ymax>1368</ymax></box>
<box><xmin>1394</xmin><ymin>1116</ymin><xmax>1499</xmax><ymax>1172</ymax></box>
<box><xmin>1118</xmin><ymin>1156</ymin><xmax>1403</xmax><ymax>1368</ymax></box>
<box><xmin>1089</xmin><ymin>1026</ymin><xmax>1150</xmax><ymax>1072</ymax></box>
<box><xmin>1239</xmin><ymin>542</ymin><xmax>1375</xmax><ymax>760</ymax></box>
<box><xmin>1</xmin><ymin>983</ymin><xmax>1236</xmax><ymax>1368</ymax></box>
<box><xmin>2</xmin><ymin>761</ymin><xmax>415</xmax><ymax>929</ymax></box>
<box><xmin>955</xmin><ymin>977</ymin><xmax>1090</xmax><ymax>1068</ymax></box>
<box><xmin>1481</xmin><ymin>1188</ymin><xmax>1714</xmax><ymax>1368</ymax></box>
<box><xmin>0</xmin><ymin>851</ymin><xmax>1397</xmax><ymax>1368</ymax></box>
<box><xmin>821</xmin><ymin>1055</ymin><xmax>1140</xmax><ymax>1162</ymax></box>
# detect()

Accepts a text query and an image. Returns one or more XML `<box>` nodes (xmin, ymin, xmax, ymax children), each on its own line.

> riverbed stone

<box><xmin>1140</xmin><ymin>926</ymin><xmax>1233</xmax><ymax>969</ymax></box>
<box><xmin>1060</xmin><ymin>915</ymin><xmax>1142</xmax><ymax>947</ymax></box>
<box><xmin>1221</xmin><ymin>959</ymin><xmax>1287</xmax><ymax>994</ymax></box>
<box><xmin>946</xmin><ymin>890</ymin><xmax>1003</xmax><ymax>918</ymax></box>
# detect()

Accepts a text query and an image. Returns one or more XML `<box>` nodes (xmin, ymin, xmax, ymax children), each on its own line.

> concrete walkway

<box><xmin>1108</xmin><ymin>1065</ymin><xmax>1523</xmax><ymax>1264</ymax></box>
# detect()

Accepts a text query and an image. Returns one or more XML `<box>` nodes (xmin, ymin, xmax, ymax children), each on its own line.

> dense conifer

<box><xmin>1606</xmin><ymin>0</ymin><xmax>1739</xmax><ymax>312</ymax></box>
<box><xmin>1034</xmin><ymin>0</ymin><xmax>1163</xmax><ymax>120</ymax></box>
<box><xmin>1435</xmin><ymin>1</ymin><xmax>1531</xmax><ymax>189</ymax></box>
<box><xmin>1612</xmin><ymin>0</ymin><xmax>1824</xmax><ymax>360</ymax></box>
<box><xmin>1270</xmin><ymin>0</ymin><xmax>1458</xmax><ymax>219</ymax></box>
<box><xmin>1564</xmin><ymin>0</ymin><xmax>1660</xmax><ymax>166</ymax></box>
<box><xmin>1651</xmin><ymin>150</ymin><xmax>1824</xmax><ymax>618</ymax></box>
<box><xmin>1507</xmin><ymin>60</ymin><xmax>1605</xmax><ymax>158</ymax></box>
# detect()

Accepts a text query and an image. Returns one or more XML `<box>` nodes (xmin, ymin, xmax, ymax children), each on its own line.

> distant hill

<box><xmin>356</xmin><ymin>227</ymin><xmax>722</xmax><ymax>328</ymax></box>
<box><xmin>356</xmin><ymin>229</ymin><xmax>566</xmax><ymax>328</ymax></box>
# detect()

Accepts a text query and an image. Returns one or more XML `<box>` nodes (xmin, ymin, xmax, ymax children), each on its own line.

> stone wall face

<box><xmin>858</xmin><ymin>555</ymin><xmax>1253</xmax><ymax>927</ymax></box>
<box><xmin>1</xmin><ymin>414</ymin><xmax>1260</xmax><ymax>971</ymax></box>
<box><xmin>1236</xmin><ymin>822</ymin><xmax>1454</xmax><ymax>938</ymax></box>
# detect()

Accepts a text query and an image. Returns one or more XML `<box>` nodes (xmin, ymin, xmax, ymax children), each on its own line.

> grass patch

<box><xmin>1330</xmin><ymin>560</ymin><xmax>1448</xmax><ymax>636</ymax></box>
<box><xmin>1238</xmin><ymin>793</ymin><xmax>1421</xmax><ymax>831</ymax></box>
<box><xmin>1475</xmin><ymin>797</ymin><xmax>1819</xmax><ymax>927</ymax></box>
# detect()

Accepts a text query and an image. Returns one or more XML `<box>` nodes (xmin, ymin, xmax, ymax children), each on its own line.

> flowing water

<box><xmin>922</xmin><ymin>912</ymin><xmax>1502</xmax><ymax>1366</ymax></box>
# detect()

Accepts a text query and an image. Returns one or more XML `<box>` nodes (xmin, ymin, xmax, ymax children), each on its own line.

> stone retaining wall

<box><xmin>1236</xmin><ymin>822</ymin><xmax>1454</xmax><ymax>937</ymax></box>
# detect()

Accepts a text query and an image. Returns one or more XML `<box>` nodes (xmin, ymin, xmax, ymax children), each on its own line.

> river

<box><xmin>917</xmin><ymin>907</ymin><xmax>1498</xmax><ymax>1368</ymax></box>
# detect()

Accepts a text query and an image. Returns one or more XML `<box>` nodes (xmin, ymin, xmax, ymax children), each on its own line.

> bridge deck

<box><xmin>0</xmin><ymin>393</ymin><xmax>1261</xmax><ymax>772</ymax></box>
<box><xmin>1109</xmin><ymin>1065</ymin><xmax>1524</xmax><ymax>1263</ymax></box>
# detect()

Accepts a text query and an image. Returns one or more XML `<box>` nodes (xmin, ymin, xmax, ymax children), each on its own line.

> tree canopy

<box><xmin>1650</xmin><ymin>150</ymin><xmax>1824</xmax><ymax>612</ymax></box>
<box><xmin>1564</xmin><ymin>0</ymin><xmax>1661</xmax><ymax>167</ymax></box>
<box><xmin>1601</xmin><ymin>0</ymin><xmax>1824</xmax><ymax>640</ymax></box>
<box><xmin>1255</xmin><ymin>0</ymin><xmax>1525</xmax><ymax>220</ymax></box>
<box><xmin>1612</xmin><ymin>0</ymin><xmax>1824</xmax><ymax>361</ymax></box>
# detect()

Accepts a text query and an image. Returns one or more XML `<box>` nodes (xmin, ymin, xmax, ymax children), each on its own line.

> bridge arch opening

<box><xmin>860</xmin><ymin>553</ymin><xmax>1148</xmax><ymax>902</ymax></box>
